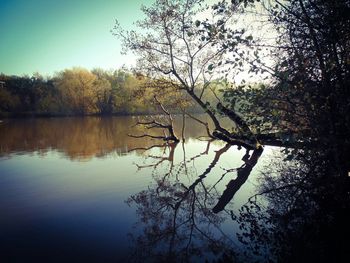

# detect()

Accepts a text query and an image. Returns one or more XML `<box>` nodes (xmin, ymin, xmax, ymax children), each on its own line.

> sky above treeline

<box><xmin>0</xmin><ymin>0</ymin><xmax>154</xmax><ymax>76</ymax></box>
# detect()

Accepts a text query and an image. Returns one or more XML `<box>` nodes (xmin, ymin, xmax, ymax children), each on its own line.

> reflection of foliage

<box><xmin>236</xmin><ymin>150</ymin><xmax>350</xmax><ymax>262</ymax></box>
<box><xmin>0</xmin><ymin>116</ymin><xmax>213</xmax><ymax>160</ymax></box>
<box><xmin>126</xmin><ymin>141</ymin><xmax>264</xmax><ymax>262</ymax></box>
<box><xmin>126</xmin><ymin>180</ymin><xmax>234</xmax><ymax>263</ymax></box>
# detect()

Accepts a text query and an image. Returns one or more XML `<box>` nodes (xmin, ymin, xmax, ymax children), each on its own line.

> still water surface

<box><xmin>0</xmin><ymin>116</ymin><xmax>276</xmax><ymax>262</ymax></box>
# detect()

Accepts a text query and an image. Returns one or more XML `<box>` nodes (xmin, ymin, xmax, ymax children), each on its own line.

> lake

<box><xmin>0</xmin><ymin>116</ymin><xmax>278</xmax><ymax>262</ymax></box>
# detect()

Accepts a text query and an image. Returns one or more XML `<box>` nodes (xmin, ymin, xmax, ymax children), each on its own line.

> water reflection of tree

<box><xmin>126</xmin><ymin>141</ymin><xmax>263</xmax><ymax>262</ymax></box>
<box><xmin>235</xmin><ymin>150</ymin><xmax>350</xmax><ymax>262</ymax></box>
<box><xmin>127</xmin><ymin>134</ymin><xmax>350</xmax><ymax>263</ymax></box>
<box><xmin>0</xmin><ymin>116</ymin><xmax>212</xmax><ymax>160</ymax></box>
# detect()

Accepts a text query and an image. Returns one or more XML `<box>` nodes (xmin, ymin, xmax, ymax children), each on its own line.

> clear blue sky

<box><xmin>0</xmin><ymin>0</ymin><xmax>152</xmax><ymax>76</ymax></box>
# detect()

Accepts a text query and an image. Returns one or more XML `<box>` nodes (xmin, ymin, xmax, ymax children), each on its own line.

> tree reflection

<box><xmin>126</xmin><ymin>140</ymin><xmax>264</xmax><ymax>262</ymax></box>
<box><xmin>127</xmin><ymin>138</ymin><xmax>349</xmax><ymax>262</ymax></box>
<box><xmin>3</xmin><ymin>117</ymin><xmax>347</xmax><ymax>262</ymax></box>
<box><xmin>235</xmin><ymin>149</ymin><xmax>350</xmax><ymax>262</ymax></box>
<box><xmin>213</xmin><ymin>148</ymin><xmax>263</xmax><ymax>213</ymax></box>
<box><xmin>0</xmin><ymin>116</ymin><xmax>211</xmax><ymax>160</ymax></box>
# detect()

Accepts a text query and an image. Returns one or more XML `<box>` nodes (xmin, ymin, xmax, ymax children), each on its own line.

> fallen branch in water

<box><xmin>129</xmin><ymin>96</ymin><xmax>179</xmax><ymax>143</ymax></box>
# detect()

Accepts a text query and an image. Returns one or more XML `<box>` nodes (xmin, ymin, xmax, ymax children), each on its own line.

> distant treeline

<box><xmin>0</xmin><ymin>68</ymin><xmax>206</xmax><ymax>117</ymax></box>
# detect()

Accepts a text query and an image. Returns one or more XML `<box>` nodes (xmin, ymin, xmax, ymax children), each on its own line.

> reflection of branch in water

<box><xmin>233</xmin><ymin>150</ymin><xmax>350</xmax><ymax>262</ymax></box>
<box><xmin>210</xmin><ymin>149</ymin><xmax>251</xmax><ymax>192</ymax></box>
<box><xmin>133</xmin><ymin>143</ymin><xmax>177</xmax><ymax>174</ymax></box>
<box><xmin>127</xmin><ymin>143</ymin><xmax>168</xmax><ymax>153</ymax></box>
<box><xmin>126</xmin><ymin>143</ymin><xmax>242</xmax><ymax>262</ymax></box>
<box><xmin>175</xmin><ymin>144</ymin><xmax>231</xmax><ymax>207</ymax></box>
<box><xmin>173</xmin><ymin>139</ymin><xmax>214</xmax><ymax>180</ymax></box>
<box><xmin>128</xmin><ymin>133</ymin><xmax>169</xmax><ymax>140</ymax></box>
<box><xmin>209</xmin><ymin>167</ymin><xmax>238</xmax><ymax>192</ymax></box>
<box><xmin>168</xmin><ymin>144</ymin><xmax>232</xmax><ymax>243</ymax></box>
<box><xmin>212</xmin><ymin>147</ymin><xmax>264</xmax><ymax>213</ymax></box>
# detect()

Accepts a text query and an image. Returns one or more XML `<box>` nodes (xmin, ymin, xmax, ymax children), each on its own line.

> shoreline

<box><xmin>0</xmin><ymin>111</ymin><xmax>204</xmax><ymax>119</ymax></box>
